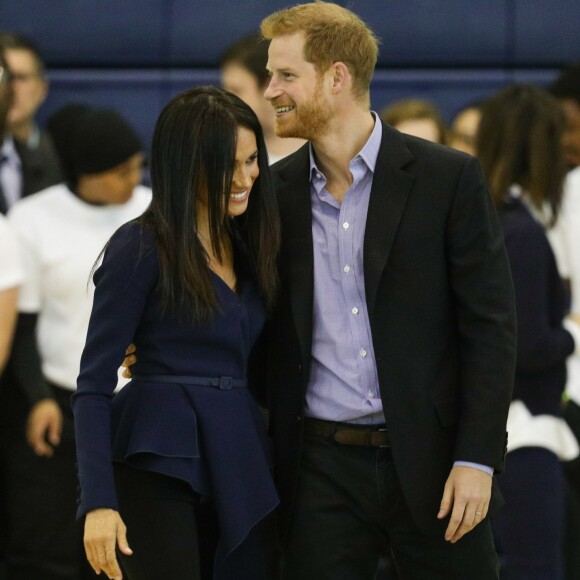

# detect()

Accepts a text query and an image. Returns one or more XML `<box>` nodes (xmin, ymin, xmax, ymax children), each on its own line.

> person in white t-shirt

<box><xmin>0</xmin><ymin>215</ymin><xmax>22</xmax><ymax>375</ymax></box>
<box><xmin>2</xmin><ymin>104</ymin><xmax>151</xmax><ymax>579</ymax></box>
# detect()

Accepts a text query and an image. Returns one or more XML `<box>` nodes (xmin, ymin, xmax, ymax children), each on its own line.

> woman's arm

<box><xmin>74</xmin><ymin>224</ymin><xmax>157</xmax><ymax>578</ymax></box>
<box><xmin>73</xmin><ymin>223</ymin><xmax>158</xmax><ymax>515</ymax></box>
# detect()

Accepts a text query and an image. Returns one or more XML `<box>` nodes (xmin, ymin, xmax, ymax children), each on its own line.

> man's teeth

<box><xmin>230</xmin><ymin>191</ymin><xmax>247</xmax><ymax>200</ymax></box>
<box><xmin>276</xmin><ymin>105</ymin><xmax>294</xmax><ymax>113</ymax></box>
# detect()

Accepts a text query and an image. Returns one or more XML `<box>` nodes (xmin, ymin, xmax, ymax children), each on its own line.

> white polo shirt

<box><xmin>0</xmin><ymin>214</ymin><xmax>23</xmax><ymax>290</ymax></box>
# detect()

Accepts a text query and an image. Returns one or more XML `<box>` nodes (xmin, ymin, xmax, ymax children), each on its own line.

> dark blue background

<box><xmin>2</xmin><ymin>0</ymin><xmax>578</xmax><ymax>150</ymax></box>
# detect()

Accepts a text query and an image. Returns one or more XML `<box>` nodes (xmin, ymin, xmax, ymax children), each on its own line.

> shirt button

<box><xmin>352</xmin><ymin>307</ymin><xmax>359</xmax><ymax>315</ymax></box>
<box><xmin>360</xmin><ymin>348</ymin><xmax>367</xmax><ymax>358</ymax></box>
<box><xmin>316</xmin><ymin>172</ymin><xmax>322</xmax><ymax>179</ymax></box>
<box><xmin>344</xmin><ymin>265</ymin><xmax>350</xmax><ymax>273</ymax></box>
<box><xmin>343</xmin><ymin>222</ymin><xmax>349</xmax><ymax>230</ymax></box>
<box><xmin>368</xmin><ymin>391</ymin><xmax>375</xmax><ymax>399</ymax></box>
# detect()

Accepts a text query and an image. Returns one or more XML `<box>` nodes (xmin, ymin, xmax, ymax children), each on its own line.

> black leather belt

<box><xmin>303</xmin><ymin>417</ymin><xmax>390</xmax><ymax>448</ymax></box>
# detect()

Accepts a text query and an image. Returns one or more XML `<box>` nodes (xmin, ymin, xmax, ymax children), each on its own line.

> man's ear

<box><xmin>330</xmin><ymin>61</ymin><xmax>350</xmax><ymax>94</ymax></box>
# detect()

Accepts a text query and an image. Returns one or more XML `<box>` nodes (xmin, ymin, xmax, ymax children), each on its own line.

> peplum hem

<box><xmin>110</xmin><ymin>377</ymin><xmax>279</xmax><ymax>565</ymax></box>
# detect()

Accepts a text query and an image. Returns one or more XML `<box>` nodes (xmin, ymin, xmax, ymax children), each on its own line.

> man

<box><xmin>0</xmin><ymin>32</ymin><xmax>62</xmax><ymax>212</ymax></box>
<box><xmin>259</xmin><ymin>3</ymin><xmax>516</xmax><ymax>578</ymax></box>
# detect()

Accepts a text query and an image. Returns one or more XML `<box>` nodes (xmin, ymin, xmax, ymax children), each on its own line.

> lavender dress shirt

<box><xmin>304</xmin><ymin>113</ymin><xmax>492</xmax><ymax>475</ymax></box>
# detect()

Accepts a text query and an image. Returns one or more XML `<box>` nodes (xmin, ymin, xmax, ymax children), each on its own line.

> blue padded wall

<box><xmin>1</xmin><ymin>0</ymin><xmax>577</xmax><ymax>152</ymax></box>
<box><xmin>0</xmin><ymin>0</ymin><xmax>517</xmax><ymax>67</ymax></box>
<box><xmin>513</xmin><ymin>0</ymin><xmax>580</xmax><ymax>64</ymax></box>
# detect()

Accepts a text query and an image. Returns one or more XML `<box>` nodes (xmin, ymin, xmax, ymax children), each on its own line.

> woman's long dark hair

<box><xmin>477</xmin><ymin>84</ymin><xmax>566</xmax><ymax>225</ymax></box>
<box><xmin>140</xmin><ymin>86</ymin><xmax>280</xmax><ymax>323</ymax></box>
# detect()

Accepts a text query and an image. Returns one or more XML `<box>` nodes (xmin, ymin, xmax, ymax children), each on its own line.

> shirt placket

<box><xmin>339</xmin><ymin>163</ymin><xmax>377</xmax><ymax>406</ymax></box>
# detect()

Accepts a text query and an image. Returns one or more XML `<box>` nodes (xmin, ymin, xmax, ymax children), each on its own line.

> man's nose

<box><xmin>264</xmin><ymin>77</ymin><xmax>280</xmax><ymax>101</ymax></box>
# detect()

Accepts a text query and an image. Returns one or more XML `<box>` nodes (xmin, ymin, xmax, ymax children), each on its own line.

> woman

<box><xmin>73</xmin><ymin>87</ymin><xmax>280</xmax><ymax>580</ymax></box>
<box><xmin>478</xmin><ymin>84</ymin><xmax>580</xmax><ymax>580</ymax></box>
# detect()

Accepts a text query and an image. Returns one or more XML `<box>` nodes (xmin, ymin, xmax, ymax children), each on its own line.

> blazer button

<box><xmin>297</xmin><ymin>363</ymin><xmax>302</xmax><ymax>373</ymax></box>
<box><xmin>296</xmin><ymin>415</ymin><xmax>302</xmax><ymax>422</ymax></box>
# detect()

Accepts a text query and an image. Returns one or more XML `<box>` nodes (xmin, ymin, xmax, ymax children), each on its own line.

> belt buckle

<box><xmin>377</xmin><ymin>427</ymin><xmax>389</xmax><ymax>448</ymax></box>
<box><xmin>219</xmin><ymin>377</ymin><xmax>232</xmax><ymax>390</ymax></box>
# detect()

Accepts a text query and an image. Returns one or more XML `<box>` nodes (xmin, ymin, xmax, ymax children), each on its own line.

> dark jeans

<box><xmin>114</xmin><ymin>463</ymin><xmax>278</xmax><ymax>580</ymax></box>
<box><xmin>114</xmin><ymin>463</ymin><xmax>218</xmax><ymax>580</ymax></box>
<box><xmin>282</xmin><ymin>428</ymin><xmax>499</xmax><ymax>580</ymax></box>
<box><xmin>492</xmin><ymin>447</ymin><xmax>565</xmax><ymax>580</ymax></box>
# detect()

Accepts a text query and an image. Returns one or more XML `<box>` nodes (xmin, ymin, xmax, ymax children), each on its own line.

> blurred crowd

<box><xmin>1</xmin><ymin>29</ymin><xmax>580</xmax><ymax>580</ymax></box>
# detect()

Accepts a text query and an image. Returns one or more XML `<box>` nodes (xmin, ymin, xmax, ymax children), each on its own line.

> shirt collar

<box><xmin>309</xmin><ymin>111</ymin><xmax>382</xmax><ymax>182</ymax></box>
<box><xmin>27</xmin><ymin>125</ymin><xmax>41</xmax><ymax>149</ymax></box>
<box><xmin>0</xmin><ymin>134</ymin><xmax>21</xmax><ymax>167</ymax></box>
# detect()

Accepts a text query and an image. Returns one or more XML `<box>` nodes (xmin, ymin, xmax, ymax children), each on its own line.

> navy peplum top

<box><xmin>73</xmin><ymin>221</ymin><xmax>278</xmax><ymax>564</ymax></box>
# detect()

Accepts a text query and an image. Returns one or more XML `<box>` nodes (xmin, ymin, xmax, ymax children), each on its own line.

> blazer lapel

<box><xmin>364</xmin><ymin>124</ymin><xmax>415</xmax><ymax>316</ymax></box>
<box><xmin>275</xmin><ymin>146</ymin><xmax>315</xmax><ymax>373</ymax></box>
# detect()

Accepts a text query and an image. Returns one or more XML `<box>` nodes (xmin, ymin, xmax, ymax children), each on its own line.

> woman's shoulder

<box><xmin>108</xmin><ymin>220</ymin><xmax>156</xmax><ymax>254</ymax></box>
<box><xmin>95</xmin><ymin>221</ymin><xmax>159</xmax><ymax>285</ymax></box>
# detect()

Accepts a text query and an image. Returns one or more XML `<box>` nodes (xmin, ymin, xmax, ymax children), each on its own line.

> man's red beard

<box><xmin>273</xmin><ymin>89</ymin><xmax>332</xmax><ymax>140</ymax></box>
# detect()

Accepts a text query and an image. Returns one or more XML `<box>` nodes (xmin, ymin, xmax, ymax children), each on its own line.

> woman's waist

<box><xmin>131</xmin><ymin>373</ymin><xmax>247</xmax><ymax>389</ymax></box>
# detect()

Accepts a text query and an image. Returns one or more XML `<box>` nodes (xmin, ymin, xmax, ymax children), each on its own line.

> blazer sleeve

<box><xmin>72</xmin><ymin>222</ymin><xmax>158</xmax><ymax>517</ymax></box>
<box><xmin>445</xmin><ymin>157</ymin><xmax>517</xmax><ymax>470</ymax></box>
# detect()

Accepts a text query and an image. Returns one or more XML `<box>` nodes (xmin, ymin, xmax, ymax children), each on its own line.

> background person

<box><xmin>220</xmin><ymin>32</ymin><xmax>304</xmax><ymax>163</ymax></box>
<box><xmin>547</xmin><ymin>62</ymin><xmax>580</xmax><ymax>579</ymax></box>
<box><xmin>0</xmin><ymin>32</ymin><xmax>62</xmax><ymax>208</ymax></box>
<box><xmin>477</xmin><ymin>84</ymin><xmax>580</xmax><ymax>580</ymax></box>
<box><xmin>3</xmin><ymin>103</ymin><xmax>149</xmax><ymax>579</ymax></box>
<box><xmin>379</xmin><ymin>97</ymin><xmax>448</xmax><ymax>144</ymax></box>
<box><xmin>0</xmin><ymin>215</ymin><xmax>21</xmax><ymax>376</ymax></box>
<box><xmin>449</xmin><ymin>102</ymin><xmax>482</xmax><ymax>156</ymax></box>
<box><xmin>551</xmin><ymin>62</ymin><xmax>580</xmax><ymax>169</ymax></box>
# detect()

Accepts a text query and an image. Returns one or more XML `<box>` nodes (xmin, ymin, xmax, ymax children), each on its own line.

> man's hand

<box><xmin>121</xmin><ymin>344</ymin><xmax>137</xmax><ymax>379</ymax></box>
<box><xmin>84</xmin><ymin>508</ymin><xmax>132</xmax><ymax>579</ymax></box>
<box><xmin>437</xmin><ymin>466</ymin><xmax>492</xmax><ymax>543</ymax></box>
<box><xmin>26</xmin><ymin>398</ymin><xmax>62</xmax><ymax>457</ymax></box>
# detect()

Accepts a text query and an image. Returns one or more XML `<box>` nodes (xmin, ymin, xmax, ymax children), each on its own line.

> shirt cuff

<box><xmin>564</xmin><ymin>318</ymin><xmax>580</xmax><ymax>356</ymax></box>
<box><xmin>454</xmin><ymin>461</ymin><xmax>493</xmax><ymax>476</ymax></box>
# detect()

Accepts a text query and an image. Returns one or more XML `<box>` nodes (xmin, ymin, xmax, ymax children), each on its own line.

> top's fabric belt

<box><xmin>132</xmin><ymin>374</ymin><xmax>247</xmax><ymax>390</ymax></box>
